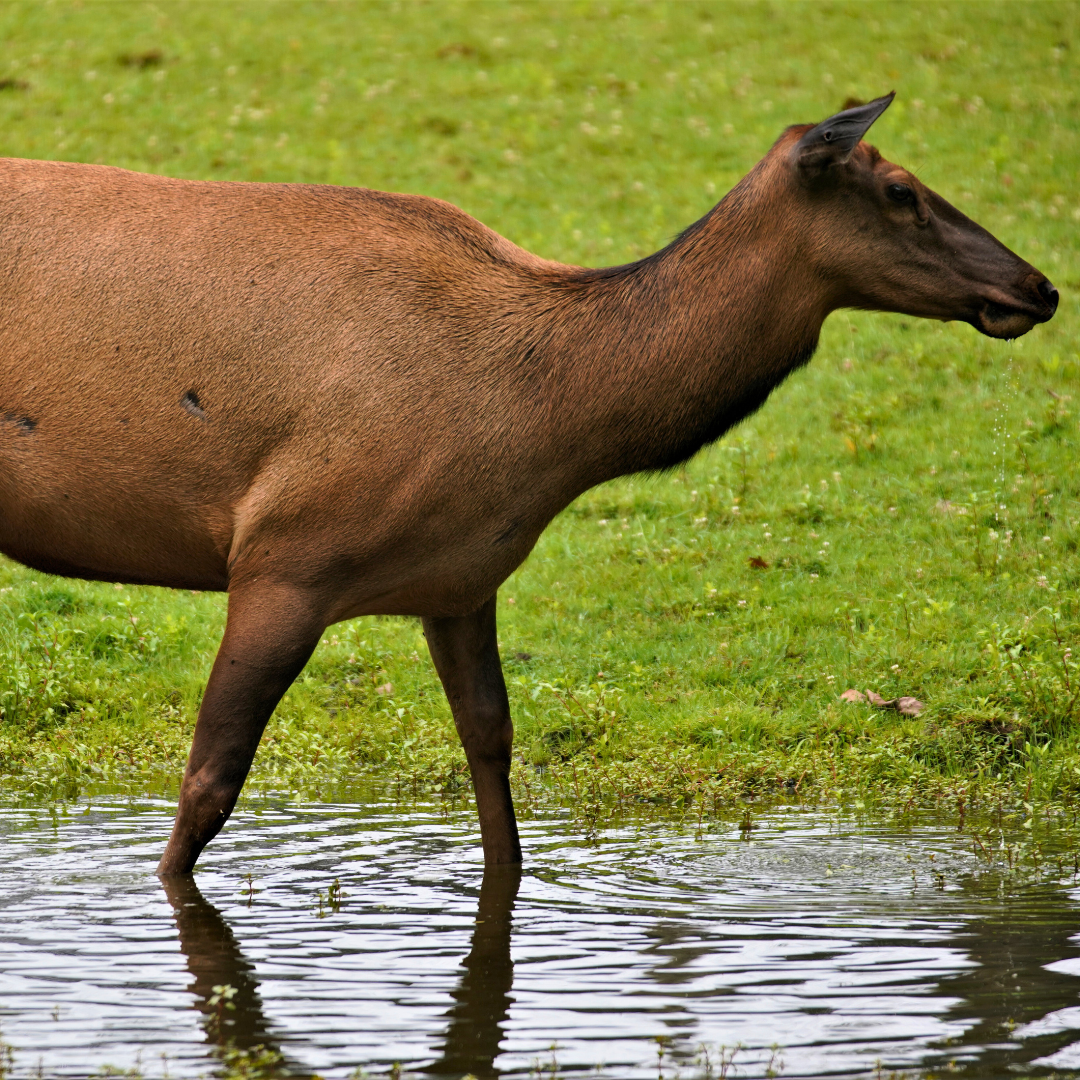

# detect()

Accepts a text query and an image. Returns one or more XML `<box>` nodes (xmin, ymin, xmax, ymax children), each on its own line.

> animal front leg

<box><xmin>423</xmin><ymin>596</ymin><xmax>522</xmax><ymax>865</ymax></box>
<box><xmin>157</xmin><ymin>584</ymin><xmax>325</xmax><ymax>876</ymax></box>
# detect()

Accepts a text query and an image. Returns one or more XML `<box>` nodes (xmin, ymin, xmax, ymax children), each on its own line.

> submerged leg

<box><xmin>157</xmin><ymin>584</ymin><xmax>325</xmax><ymax>877</ymax></box>
<box><xmin>423</xmin><ymin>597</ymin><xmax>522</xmax><ymax>865</ymax></box>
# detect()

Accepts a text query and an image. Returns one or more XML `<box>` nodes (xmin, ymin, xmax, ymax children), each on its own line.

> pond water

<box><xmin>2</xmin><ymin>793</ymin><xmax>1080</xmax><ymax>1079</ymax></box>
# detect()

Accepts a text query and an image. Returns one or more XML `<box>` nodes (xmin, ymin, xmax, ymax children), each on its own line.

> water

<box><xmin>991</xmin><ymin>353</ymin><xmax>1022</xmax><ymax>505</ymax></box>
<box><xmin>3</xmin><ymin>794</ymin><xmax>1080</xmax><ymax>1078</ymax></box>
<box><xmin>991</xmin><ymin>355</ymin><xmax>1014</xmax><ymax>494</ymax></box>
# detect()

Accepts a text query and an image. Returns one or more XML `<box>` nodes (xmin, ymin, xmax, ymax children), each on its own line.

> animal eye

<box><xmin>887</xmin><ymin>183</ymin><xmax>914</xmax><ymax>204</ymax></box>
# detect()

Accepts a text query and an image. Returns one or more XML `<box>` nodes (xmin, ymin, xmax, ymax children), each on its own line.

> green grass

<box><xmin>0</xmin><ymin>1</ymin><xmax>1078</xmax><ymax>821</ymax></box>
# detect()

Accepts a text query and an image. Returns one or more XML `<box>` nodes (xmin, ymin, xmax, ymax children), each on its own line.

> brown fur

<box><xmin>0</xmin><ymin>100</ymin><xmax>1055</xmax><ymax>874</ymax></box>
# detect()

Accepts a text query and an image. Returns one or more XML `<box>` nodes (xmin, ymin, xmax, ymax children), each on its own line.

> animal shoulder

<box><xmin>0</xmin><ymin>156</ymin><xmax>574</xmax><ymax>282</ymax></box>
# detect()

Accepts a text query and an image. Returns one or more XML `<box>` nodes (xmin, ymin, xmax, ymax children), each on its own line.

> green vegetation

<box><xmin>0</xmin><ymin>2</ymin><xmax>1077</xmax><ymax>821</ymax></box>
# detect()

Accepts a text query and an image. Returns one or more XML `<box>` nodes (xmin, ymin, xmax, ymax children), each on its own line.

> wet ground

<box><xmin>2</xmin><ymin>793</ymin><xmax>1080</xmax><ymax>1078</ymax></box>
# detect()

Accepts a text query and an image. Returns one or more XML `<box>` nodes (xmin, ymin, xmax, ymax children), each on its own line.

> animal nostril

<box><xmin>1038</xmin><ymin>278</ymin><xmax>1059</xmax><ymax>313</ymax></box>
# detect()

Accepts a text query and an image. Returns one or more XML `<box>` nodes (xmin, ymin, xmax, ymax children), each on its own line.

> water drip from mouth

<box><xmin>991</xmin><ymin>355</ymin><xmax>1016</xmax><ymax>510</ymax></box>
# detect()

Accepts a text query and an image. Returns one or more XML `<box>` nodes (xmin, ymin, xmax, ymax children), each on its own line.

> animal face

<box><xmin>783</xmin><ymin>94</ymin><xmax>1057</xmax><ymax>339</ymax></box>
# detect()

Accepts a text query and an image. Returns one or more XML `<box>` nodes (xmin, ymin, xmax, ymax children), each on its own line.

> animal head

<box><xmin>773</xmin><ymin>92</ymin><xmax>1057</xmax><ymax>339</ymax></box>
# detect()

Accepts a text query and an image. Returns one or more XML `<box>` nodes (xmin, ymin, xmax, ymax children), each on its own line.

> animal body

<box><xmin>0</xmin><ymin>94</ymin><xmax>1056</xmax><ymax>874</ymax></box>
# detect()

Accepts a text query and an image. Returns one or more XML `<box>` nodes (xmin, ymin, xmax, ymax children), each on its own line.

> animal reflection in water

<box><xmin>161</xmin><ymin>869</ymin><xmax>521</xmax><ymax>1079</ymax></box>
<box><xmin>158</xmin><ymin>864</ymin><xmax>1080</xmax><ymax>1077</ymax></box>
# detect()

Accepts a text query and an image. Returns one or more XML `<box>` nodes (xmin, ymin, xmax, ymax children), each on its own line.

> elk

<box><xmin>0</xmin><ymin>94</ymin><xmax>1056</xmax><ymax>875</ymax></box>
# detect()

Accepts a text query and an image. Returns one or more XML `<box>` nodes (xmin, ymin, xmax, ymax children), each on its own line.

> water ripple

<box><xmin>1</xmin><ymin>796</ymin><xmax>1079</xmax><ymax>1078</ymax></box>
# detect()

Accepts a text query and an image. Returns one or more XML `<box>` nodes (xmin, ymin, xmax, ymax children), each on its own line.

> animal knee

<box><xmin>455</xmin><ymin>700</ymin><xmax>513</xmax><ymax>764</ymax></box>
<box><xmin>179</xmin><ymin>767</ymin><xmax>242</xmax><ymax>835</ymax></box>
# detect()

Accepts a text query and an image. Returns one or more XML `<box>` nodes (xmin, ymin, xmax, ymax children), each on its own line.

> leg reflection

<box><xmin>160</xmin><ymin>876</ymin><xmax>282</xmax><ymax>1057</ymax></box>
<box><xmin>427</xmin><ymin>865</ymin><xmax>522</xmax><ymax>1079</ymax></box>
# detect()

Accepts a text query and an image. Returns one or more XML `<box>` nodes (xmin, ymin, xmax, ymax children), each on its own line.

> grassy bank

<box><xmin>0</xmin><ymin>1</ymin><xmax>1077</xmax><ymax>820</ymax></box>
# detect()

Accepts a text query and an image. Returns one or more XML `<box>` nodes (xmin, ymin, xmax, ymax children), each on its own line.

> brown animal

<box><xmin>0</xmin><ymin>94</ymin><xmax>1056</xmax><ymax>875</ymax></box>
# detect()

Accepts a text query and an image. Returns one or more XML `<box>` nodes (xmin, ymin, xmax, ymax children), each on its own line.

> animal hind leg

<box><xmin>157</xmin><ymin>583</ymin><xmax>326</xmax><ymax>876</ymax></box>
<box><xmin>423</xmin><ymin>596</ymin><xmax>522</xmax><ymax>865</ymax></box>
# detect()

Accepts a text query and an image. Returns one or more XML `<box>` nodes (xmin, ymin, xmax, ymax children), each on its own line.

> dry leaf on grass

<box><xmin>894</xmin><ymin>696</ymin><xmax>925</xmax><ymax>716</ymax></box>
<box><xmin>748</xmin><ymin>555</ymin><xmax>769</xmax><ymax>569</ymax></box>
<box><xmin>840</xmin><ymin>688</ymin><xmax>925</xmax><ymax>716</ymax></box>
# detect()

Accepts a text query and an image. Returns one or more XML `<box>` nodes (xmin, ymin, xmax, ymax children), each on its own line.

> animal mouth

<box><xmin>975</xmin><ymin>294</ymin><xmax>1055</xmax><ymax>340</ymax></box>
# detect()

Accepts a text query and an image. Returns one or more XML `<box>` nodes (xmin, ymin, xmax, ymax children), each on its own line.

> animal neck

<box><xmin>537</xmin><ymin>165</ymin><xmax>830</xmax><ymax>487</ymax></box>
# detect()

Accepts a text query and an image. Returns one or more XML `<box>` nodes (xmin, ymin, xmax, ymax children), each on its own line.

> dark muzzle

<box><xmin>1037</xmin><ymin>277</ymin><xmax>1059</xmax><ymax>317</ymax></box>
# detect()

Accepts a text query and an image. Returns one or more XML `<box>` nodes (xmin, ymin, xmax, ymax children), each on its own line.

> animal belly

<box><xmin>0</xmin><ymin>442</ymin><xmax>232</xmax><ymax>590</ymax></box>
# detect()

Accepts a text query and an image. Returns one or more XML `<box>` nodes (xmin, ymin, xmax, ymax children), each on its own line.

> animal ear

<box><xmin>793</xmin><ymin>92</ymin><xmax>895</xmax><ymax>174</ymax></box>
